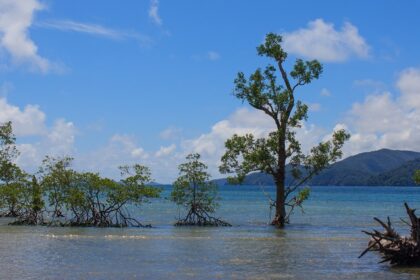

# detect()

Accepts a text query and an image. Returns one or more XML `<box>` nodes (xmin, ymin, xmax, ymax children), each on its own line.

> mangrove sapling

<box><xmin>115</xmin><ymin>164</ymin><xmax>162</xmax><ymax>227</ymax></box>
<box><xmin>219</xmin><ymin>33</ymin><xmax>350</xmax><ymax>227</ymax></box>
<box><xmin>38</xmin><ymin>156</ymin><xmax>76</xmax><ymax>223</ymax></box>
<box><xmin>71</xmin><ymin>167</ymin><xmax>161</xmax><ymax>227</ymax></box>
<box><xmin>0</xmin><ymin>121</ymin><xmax>25</xmax><ymax>217</ymax></box>
<box><xmin>0</xmin><ymin>163</ymin><xmax>29</xmax><ymax>217</ymax></box>
<box><xmin>9</xmin><ymin>176</ymin><xmax>46</xmax><ymax>225</ymax></box>
<box><xmin>39</xmin><ymin>161</ymin><xmax>161</xmax><ymax>227</ymax></box>
<box><xmin>171</xmin><ymin>153</ymin><xmax>230</xmax><ymax>226</ymax></box>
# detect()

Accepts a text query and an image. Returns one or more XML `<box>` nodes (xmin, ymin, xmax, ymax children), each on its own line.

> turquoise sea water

<box><xmin>1</xmin><ymin>186</ymin><xmax>420</xmax><ymax>279</ymax></box>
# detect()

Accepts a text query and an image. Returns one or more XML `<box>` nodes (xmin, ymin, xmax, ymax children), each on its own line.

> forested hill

<box><xmin>367</xmin><ymin>158</ymin><xmax>420</xmax><ymax>186</ymax></box>
<box><xmin>213</xmin><ymin>149</ymin><xmax>420</xmax><ymax>186</ymax></box>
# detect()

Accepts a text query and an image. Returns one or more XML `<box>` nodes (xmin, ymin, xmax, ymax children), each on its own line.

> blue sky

<box><xmin>1</xmin><ymin>0</ymin><xmax>420</xmax><ymax>182</ymax></box>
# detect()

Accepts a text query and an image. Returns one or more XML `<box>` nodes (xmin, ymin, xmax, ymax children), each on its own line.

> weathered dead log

<box><xmin>360</xmin><ymin>203</ymin><xmax>420</xmax><ymax>265</ymax></box>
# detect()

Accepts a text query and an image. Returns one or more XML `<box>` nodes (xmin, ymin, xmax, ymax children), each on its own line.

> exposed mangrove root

<box><xmin>0</xmin><ymin>209</ymin><xmax>20</xmax><ymax>218</ymax></box>
<box><xmin>8</xmin><ymin>207</ymin><xmax>152</xmax><ymax>228</ymax></box>
<box><xmin>9</xmin><ymin>211</ymin><xmax>45</xmax><ymax>226</ymax></box>
<box><xmin>175</xmin><ymin>207</ymin><xmax>231</xmax><ymax>227</ymax></box>
<box><xmin>360</xmin><ymin>202</ymin><xmax>420</xmax><ymax>265</ymax></box>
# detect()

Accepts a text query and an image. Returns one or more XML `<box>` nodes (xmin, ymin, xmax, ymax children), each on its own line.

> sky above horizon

<box><xmin>0</xmin><ymin>0</ymin><xmax>420</xmax><ymax>183</ymax></box>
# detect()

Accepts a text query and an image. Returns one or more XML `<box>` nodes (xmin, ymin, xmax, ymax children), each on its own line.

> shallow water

<box><xmin>1</xmin><ymin>186</ymin><xmax>420</xmax><ymax>279</ymax></box>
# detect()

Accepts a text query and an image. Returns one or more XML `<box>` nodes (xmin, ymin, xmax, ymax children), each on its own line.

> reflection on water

<box><xmin>1</xmin><ymin>186</ymin><xmax>420</xmax><ymax>279</ymax></box>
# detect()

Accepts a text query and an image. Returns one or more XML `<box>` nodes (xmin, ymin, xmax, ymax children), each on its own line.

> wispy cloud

<box><xmin>192</xmin><ymin>51</ymin><xmax>221</xmax><ymax>62</ymax></box>
<box><xmin>353</xmin><ymin>79</ymin><xmax>387</xmax><ymax>92</ymax></box>
<box><xmin>38</xmin><ymin>20</ymin><xmax>152</xmax><ymax>45</ymax></box>
<box><xmin>320</xmin><ymin>88</ymin><xmax>331</xmax><ymax>97</ymax></box>
<box><xmin>207</xmin><ymin>51</ymin><xmax>221</xmax><ymax>61</ymax></box>
<box><xmin>149</xmin><ymin>0</ymin><xmax>162</xmax><ymax>26</ymax></box>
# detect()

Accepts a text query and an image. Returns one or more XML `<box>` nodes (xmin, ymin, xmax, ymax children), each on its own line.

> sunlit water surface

<box><xmin>1</xmin><ymin>186</ymin><xmax>420</xmax><ymax>279</ymax></box>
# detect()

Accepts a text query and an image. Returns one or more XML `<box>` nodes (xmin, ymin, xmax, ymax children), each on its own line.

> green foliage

<box><xmin>31</xmin><ymin>176</ymin><xmax>44</xmax><ymax>214</ymax></box>
<box><xmin>118</xmin><ymin>164</ymin><xmax>161</xmax><ymax>205</ymax></box>
<box><xmin>39</xmin><ymin>156</ymin><xmax>76</xmax><ymax>219</ymax></box>
<box><xmin>0</xmin><ymin>122</ymin><xmax>160</xmax><ymax>227</ymax></box>
<box><xmin>414</xmin><ymin>170</ymin><xmax>420</xmax><ymax>185</ymax></box>
<box><xmin>171</xmin><ymin>153</ymin><xmax>219</xmax><ymax>213</ymax></box>
<box><xmin>0</xmin><ymin>164</ymin><xmax>29</xmax><ymax>216</ymax></box>
<box><xmin>220</xmin><ymin>33</ymin><xmax>350</xmax><ymax>226</ymax></box>
<box><xmin>0</xmin><ymin>121</ymin><xmax>19</xmax><ymax>164</ymax></box>
<box><xmin>38</xmin><ymin>157</ymin><xmax>161</xmax><ymax>226</ymax></box>
<box><xmin>0</xmin><ymin>122</ymin><xmax>28</xmax><ymax>217</ymax></box>
<box><xmin>171</xmin><ymin>153</ymin><xmax>230</xmax><ymax>226</ymax></box>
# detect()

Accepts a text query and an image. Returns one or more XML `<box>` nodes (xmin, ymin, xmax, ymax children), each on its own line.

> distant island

<box><xmin>213</xmin><ymin>149</ymin><xmax>420</xmax><ymax>186</ymax></box>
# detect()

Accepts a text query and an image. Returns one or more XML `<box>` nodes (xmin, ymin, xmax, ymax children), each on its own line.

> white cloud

<box><xmin>159</xmin><ymin>126</ymin><xmax>182</xmax><ymax>140</ymax></box>
<box><xmin>148</xmin><ymin>0</ymin><xmax>162</xmax><ymax>26</ymax></box>
<box><xmin>179</xmin><ymin>108</ymin><xmax>326</xmax><ymax>178</ymax></box>
<box><xmin>15</xmin><ymin>118</ymin><xmax>76</xmax><ymax>171</ymax></box>
<box><xmin>178</xmin><ymin>108</ymin><xmax>273</xmax><ymax>176</ymax></box>
<box><xmin>0</xmin><ymin>96</ymin><xmax>77</xmax><ymax>171</ymax></box>
<box><xmin>46</xmin><ymin>119</ymin><xmax>77</xmax><ymax>155</ymax></box>
<box><xmin>0</xmin><ymin>0</ymin><xmax>50</xmax><ymax>72</ymax></box>
<box><xmin>309</xmin><ymin>103</ymin><xmax>321</xmax><ymax>112</ymax></box>
<box><xmin>207</xmin><ymin>51</ymin><xmax>220</xmax><ymax>61</ymax></box>
<box><xmin>110</xmin><ymin>134</ymin><xmax>149</xmax><ymax>159</ymax></box>
<box><xmin>0</xmin><ymin>97</ymin><xmax>47</xmax><ymax>136</ymax></box>
<box><xmin>191</xmin><ymin>51</ymin><xmax>222</xmax><ymax>62</ymax></box>
<box><xmin>74</xmin><ymin>134</ymin><xmax>152</xmax><ymax>180</ymax></box>
<box><xmin>283</xmin><ymin>19</ymin><xmax>370</xmax><ymax>62</ymax></box>
<box><xmin>320</xmin><ymin>88</ymin><xmax>331</xmax><ymax>97</ymax></box>
<box><xmin>341</xmin><ymin>68</ymin><xmax>420</xmax><ymax>156</ymax></box>
<box><xmin>396</xmin><ymin>68</ymin><xmax>420</xmax><ymax>109</ymax></box>
<box><xmin>15</xmin><ymin>118</ymin><xmax>77</xmax><ymax>172</ymax></box>
<box><xmin>38</xmin><ymin>20</ymin><xmax>152</xmax><ymax>45</ymax></box>
<box><xmin>155</xmin><ymin>144</ymin><xmax>176</xmax><ymax>157</ymax></box>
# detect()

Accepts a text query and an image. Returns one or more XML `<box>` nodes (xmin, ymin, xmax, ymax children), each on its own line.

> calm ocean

<box><xmin>1</xmin><ymin>186</ymin><xmax>420</xmax><ymax>279</ymax></box>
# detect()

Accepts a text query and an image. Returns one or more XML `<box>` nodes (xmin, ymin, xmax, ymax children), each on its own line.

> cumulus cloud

<box><xmin>0</xmin><ymin>0</ymin><xmax>50</xmax><ymax>72</ymax></box>
<box><xmin>178</xmin><ymin>108</ymin><xmax>326</xmax><ymax>177</ymax></box>
<box><xmin>155</xmin><ymin>144</ymin><xmax>176</xmax><ymax>157</ymax></box>
<box><xmin>16</xmin><ymin>118</ymin><xmax>77</xmax><ymax>170</ymax></box>
<box><xmin>283</xmin><ymin>19</ymin><xmax>370</xmax><ymax>62</ymax></box>
<box><xmin>342</xmin><ymin>68</ymin><xmax>420</xmax><ymax>156</ymax></box>
<box><xmin>0</xmin><ymin>97</ymin><xmax>47</xmax><ymax>136</ymax></box>
<box><xmin>110</xmin><ymin>134</ymin><xmax>149</xmax><ymax>159</ymax></box>
<box><xmin>0</xmin><ymin>96</ymin><xmax>76</xmax><ymax>171</ymax></box>
<box><xmin>74</xmin><ymin>134</ymin><xmax>153</xmax><ymax>180</ymax></box>
<box><xmin>148</xmin><ymin>0</ymin><xmax>162</xmax><ymax>26</ymax></box>
<box><xmin>47</xmin><ymin>119</ymin><xmax>77</xmax><ymax>155</ymax></box>
<box><xmin>159</xmin><ymin>126</ymin><xmax>182</xmax><ymax>140</ymax></box>
<box><xmin>396</xmin><ymin>68</ymin><xmax>420</xmax><ymax>109</ymax></box>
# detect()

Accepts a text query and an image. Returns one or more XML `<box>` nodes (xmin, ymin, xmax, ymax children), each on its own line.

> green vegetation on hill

<box><xmin>310</xmin><ymin>149</ymin><xmax>420</xmax><ymax>186</ymax></box>
<box><xmin>368</xmin><ymin>158</ymin><xmax>420</xmax><ymax>186</ymax></box>
<box><xmin>214</xmin><ymin>149</ymin><xmax>420</xmax><ymax>186</ymax></box>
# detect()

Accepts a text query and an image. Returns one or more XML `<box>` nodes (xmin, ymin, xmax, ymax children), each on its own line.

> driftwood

<box><xmin>359</xmin><ymin>202</ymin><xmax>420</xmax><ymax>265</ymax></box>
